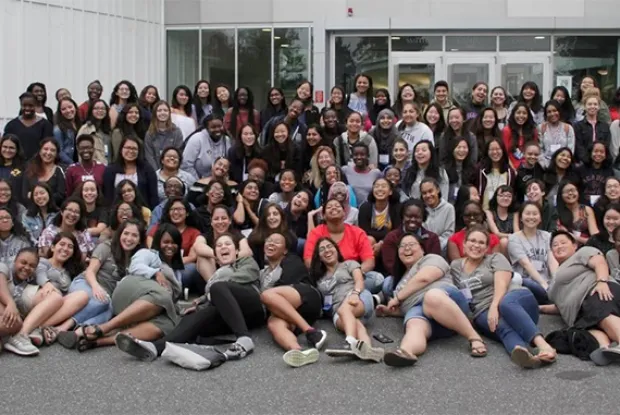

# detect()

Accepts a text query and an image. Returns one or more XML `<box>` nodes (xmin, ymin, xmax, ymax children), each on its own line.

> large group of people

<box><xmin>2</xmin><ymin>75</ymin><xmax>620</xmax><ymax>371</ymax></box>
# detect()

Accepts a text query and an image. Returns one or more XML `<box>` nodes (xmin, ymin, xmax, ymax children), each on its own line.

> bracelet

<box><xmin>350</xmin><ymin>290</ymin><xmax>360</xmax><ymax>296</ymax></box>
<box><xmin>596</xmin><ymin>279</ymin><xmax>609</xmax><ymax>283</ymax></box>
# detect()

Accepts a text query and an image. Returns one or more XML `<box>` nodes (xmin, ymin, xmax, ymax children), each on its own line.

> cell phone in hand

<box><xmin>373</xmin><ymin>333</ymin><xmax>394</xmax><ymax>344</ymax></box>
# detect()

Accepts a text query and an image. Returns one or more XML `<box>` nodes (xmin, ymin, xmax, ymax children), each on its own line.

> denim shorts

<box><xmin>333</xmin><ymin>289</ymin><xmax>374</xmax><ymax>328</ymax></box>
<box><xmin>403</xmin><ymin>285</ymin><xmax>469</xmax><ymax>340</ymax></box>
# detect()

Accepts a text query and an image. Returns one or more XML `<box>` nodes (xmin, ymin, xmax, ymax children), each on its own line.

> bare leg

<box><xmin>499</xmin><ymin>237</ymin><xmax>509</xmax><ymax>256</ymax></box>
<box><xmin>97</xmin><ymin>300</ymin><xmax>162</xmax><ymax>335</ymax></box>
<box><xmin>260</xmin><ymin>287</ymin><xmax>310</xmax><ymax>332</ymax></box>
<box><xmin>355</xmin><ymin>320</ymin><xmax>371</xmax><ymax>344</ymax></box>
<box><xmin>55</xmin><ymin>318</ymin><xmax>77</xmax><ymax>332</ymax></box>
<box><xmin>334</xmin><ymin>301</ymin><xmax>365</xmax><ymax>339</ymax></box>
<box><xmin>531</xmin><ymin>334</ymin><xmax>557</xmax><ymax>361</ymax></box>
<box><xmin>400</xmin><ymin>319</ymin><xmax>431</xmax><ymax>356</ymax></box>
<box><xmin>42</xmin><ymin>291</ymin><xmax>89</xmax><ymax>327</ymax></box>
<box><xmin>197</xmin><ymin>257</ymin><xmax>216</xmax><ymax>282</ymax></box>
<box><xmin>589</xmin><ymin>329</ymin><xmax>611</xmax><ymax>347</ymax></box>
<box><xmin>599</xmin><ymin>314</ymin><xmax>620</xmax><ymax>343</ymax></box>
<box><xmin>20</xmin><ymin>292</ymin><xmax>63</xmax><ymax>335</ymax></box>
<box><xmin>96</xmin><ymin>322</ymin><xmax>163</xmax><ymax>347</ymax></box>
<box><xmin>267</xmin><ymin>316</ymin><xmax>301</xmax><ymax>351</ymax></box>
<box><xmin>422</xmin><ymin>289</ymin><xmax>482</xmax><ymax>341</ymax></box>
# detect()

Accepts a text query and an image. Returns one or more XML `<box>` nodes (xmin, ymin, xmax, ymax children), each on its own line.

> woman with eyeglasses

<box><xmin>543</xmin><ymin>147</ymin><xmax>580</xmax><ymax>205</ymax></box>
<box><xmin>38</xmin><ymin>197</ymin><xmax>94</xmax><ymax>260</ymax></box>
<box><xmin>76</xmin><ymin>99</ymin><xmax>112</xmax><ymax>164</ymax></box>
<box><xmin>379</xmin><ymin>233</ymin><xmax>487</xmax><ymax>366</ymax></box>
<box><xmin>447</xmin><ymin>200</ymin><xmax>500</xmax><ymax>262</ymax></box>
<box><xmin>113</xmin><ymin>179</ymin><xmax>152</xmax><ymax>226</ymax></box>
<box><xmin>108</xmin><ymin>81</ymin><xmax>139</xmax><ymax>130</ymax></box>
<box><xmin>103</xmin><ymin>136</ymin><xmax>158</xmax><ymax>209</ymax></box>
<box><xmin>451</xmin><ymin>225</ymin><xmax>556</xmax><ymax>368</ymax></box>
<box><xmin>594</xmin><ymin>177</ymin><xmax>620</xmax><ymax>231</ymax></box>
<box><xmin>155</xmin><ymin>147</ymin><xmax>195</xmax><ymax>203</ymax></box>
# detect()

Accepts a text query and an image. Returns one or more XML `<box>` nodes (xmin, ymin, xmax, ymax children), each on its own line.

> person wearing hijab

<box><xmin>369</xmin><ymin>108</ymin><xmax>400</xmax><ymax>171</ymax></box>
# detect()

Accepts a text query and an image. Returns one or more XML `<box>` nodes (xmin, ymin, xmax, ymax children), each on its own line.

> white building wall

<box><xmin>0</xmin><ymin>0</ymin><xmax>165</xmax><ymax>128</ymax></box>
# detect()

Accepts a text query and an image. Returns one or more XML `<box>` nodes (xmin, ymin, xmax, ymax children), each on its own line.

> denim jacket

<box><xmin>22</xmin><ymin>212</ymin><xmax>58</xmax><ymax>245</ymax></box>
<box><xmin>53</xmin><ymin>126</ymin><xmax>76</xmax><ymax>166</ymax></box>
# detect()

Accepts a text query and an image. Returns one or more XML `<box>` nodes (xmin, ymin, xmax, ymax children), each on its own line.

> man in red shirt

<box><xmin>65</xmin><ymin>134</ymin><xmax>106</xmax><ymax>196</ymax></box>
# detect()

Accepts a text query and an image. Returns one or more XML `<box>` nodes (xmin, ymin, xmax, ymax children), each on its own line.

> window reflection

<box><xmin>167</xmin><ymin>30</ymin><xmax>199</xmax><ymax>95</ymax></box>
<box><xmin>335</xmin><ymin>36</ymin><xmax>389</xmax><ymax>92</ymax></box>
<box><xmin>201</xmin><ymin>29</ymin><xmax>235</xmax><ymax>90</ymax></box>
<box><xmin>274</xmin><ymin>28</ymin><xmax>310</xmax><ymax>102</ymax></box>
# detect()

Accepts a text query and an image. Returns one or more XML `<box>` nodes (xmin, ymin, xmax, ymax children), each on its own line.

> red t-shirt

<box><xmin>149</xmin><ymin>225</ymin><xmax>201</xmax><ymax>258</ymax></box>
<box><xmin>502</xmin><ymin>126</ymin><xmax>538</xmax><ymax>169</ymax></box>
<box><xmin>449</xmin><ymin>228</ymin><xmax>500</xmax><ymax>257</ymax></box>
<box><xmin>303</xmin><ymin>224</ymin><xmax>374</xmax><ymax>263</ymax></box>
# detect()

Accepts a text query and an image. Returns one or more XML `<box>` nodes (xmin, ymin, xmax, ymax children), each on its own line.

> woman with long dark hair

<box><xmin>439</xmin><ymin>107</ymin><xmax>478</xmax><ymax>163</ymax></box>
<box><xmin>108</xmin><ymin>80</ymin><xmax>139</xmax><ymax>129</ymax></box>
<box><xmin>102</xmin><ymin>136</ymin><xmax>158</xmax><ymax>209</ymax></box>
<box><xmin>260</xmin><ymin>87</ymin><xmax>286</xmax><ymax>129</ymax></box>
<box><xmin>556</xmin><ymin>180</ymin><xmax>599</xmax><ymax>246</ymax></box>
<box><xmin>392</xmin><ymin>84</ymin><xmax>418</xmax><ymax>119</ymax></box>
<box><xmin>25</xmin><ymin>82</ymin><xmax>54</xmax><ymax>120</ymax></box>
<box><xmin>543</xmin><ymin>147</ymin><xmax>580</xmax><ymax>206</ymax></box>
<box><xmin>490</xmin><ymin>86</ymin><xmax>508</xmax><ymax>129</ymax></box>
<box><xmin>321</xmin><ymin>86</ymin><xmax>349</xmax><ymax>127</ymax></box>
<box><xmin>192</xmin><ymin>80</ymin><xmax>212</xmax><ymax>125</ymax></box>
<box><xmin>581</xmin><ymin>141</ymin><xmax>614</xmax><ymax>201</ymax></box>
<box><xmin>76</xmin><ymin>99</ymin><xmax>112</xmax><ymax>164</ymax></box>
<box><xmin>422</xmin><ymin>103</ymin><xmax>446</xmax><ymax>146</ymax></box>
<box><xmin>53</xmin><ymin>97</ymin><xmax>82</xmax><ymax>166</ymax></box>
<box><xmin>507</xmin><ymin>82</ymin><xmax>544</xmax><ymax>125</ymax></box>
<box><xmin>502</xmin><ymin>102</ymin><xmax>538</xmax><ymax>169</ymax></box>
<box><xmin>295</xmin><ymin>80</ymin><xmax>321</xmax><ymax>127</ymax></box>
<box><xmin>403</xmin><ymin>140</ymin><xmax>449</xmax><ymax>200</ymax></box>
<box><xmin>0</xmin><ymin>135</ymin><xmax>26</xmax><ymax>196</ymax></box>
<box><xmin>594</xmin><ymin>177</ymin><xmax>620</xmax><ymax>230</ymax></box>
<box><xmin>472</xmin><ymin>107</ymin><xmax>501</xmax><ymax>160</ymax></box>
<box><xmin>74</xmin><ymin>179</ymin><xmax>107</xmax><ymax>238</ymax></box>
<box><xmin>110</xmin><ymin>102</ymin><xmax>147</xmax><ymax>160</ymax></box>
<box><xmin>3</xmin><ymin>92</ymin><xmax>53</xmax><ymax>160</ymax></box>
<box><xmin>144</xmin><ymin>101</ymin><xmax>184</xmax><ymax>171</ymax></box>
<box><xmin>473</xmin><ymin>138</ymin><xmax>516</xmax><ymax>210</ymax></box>
<box><xmin>334</xmin><ymin>111</ymin><xmax>379</xmax><ymax>168</ymax></box>
<box><xmin>22</xmin><ymin>137</ymin><xmax>65</xmax><ymax>206</ymax></box>
<box><xmin>443</xmin><ymin>137</ymin><xmax>475</xmax><ymax>203</ymax></box>
<box><xmin>347</xmin><ymin>73</ymin><xmax>374</xmax><ymax>121</ymax></box>
<box><xmin>550</xmin><ymin>86</ymin><xmax>575</xmax><ymax>123</ymax></box>
<box><xmin>538</xmin><ymin>100</ymin><xmax>575</xmax><ymax>168</ymax></box>
<box><xmin>212</xmin><ymin>84</ymin><xmax>232</xmax><ymax>117</ymax></box>
<box><xmin>224</xmin><ymin>86</ymin><xmax>260</xmax><ymax>138</ymax></box>
<box><xmin>138</xmin><ymin>85</ymin><xmax>160</xmax><ymax>125</ymax></box>
<box><xmin>228</xmin><ymin>124</ymin><xmax>262</xmax><ymax>184</ymax></box>
<box><xmin>23</xmin><ymin>183</ymin><xmax>59</xmax><ymax>245</ymax></box>
<box><xmin>262</xmin><ymin>121</ymin><xmax>301</xmax><ymax>182</ymax></box>
<box><xmin>170</xmin><ymin>85</ymin><xmax>197</xmax><ymax>140</ymax></box>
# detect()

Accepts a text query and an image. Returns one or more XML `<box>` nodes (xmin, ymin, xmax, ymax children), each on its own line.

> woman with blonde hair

<box><xmin>144</xmin><ymin>101</ymin><xmax>184</xmax><ymax>171</ymax></box>
<box><xmin>305</xmin><ymin>145</ymin><xmax>335</xmax><ymax>193</ymax></box>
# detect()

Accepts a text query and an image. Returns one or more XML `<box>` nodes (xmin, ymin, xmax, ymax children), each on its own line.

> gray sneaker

<box><xmin>115</xmin><ymin>333</ymin><xmax>158</xmax><ymax>362</ymax></box>
<box><xmin>224</xmin><ymin>336</ymin><xmax>254</xmax><ymax>361</ymax></box>
<box><xmin>4</xmin><ymin>334</ymin><xmax>40</xmax><ymax>356</ymax></box>
<box><xmin>353</xmin><ymin>340</ymin><xmax>384</xmax><ymax>363</ymax></box>
<box><xmin>283</xmin><ymin>348</ymin><xmax>319</xmax><ymax>368</ymax></box>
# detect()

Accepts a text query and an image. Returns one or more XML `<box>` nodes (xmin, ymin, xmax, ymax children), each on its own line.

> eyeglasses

<box><xmin>123</xmin><ymin>147</ymin><xmax>139</xmax><ymax>153</ymax></box>
<box><xmin>498</xmin><ymin>194</ymin><xmax>513</xmax><ymax>199</ymax></box>
<box><xmin>170</xmin><ymin>207</ymin><xmax>186</xmax><ymax>213</ymax></box>
<box><xmin>64</xmin><ymin>208</ymin><xmax>80</xmax><ymax>216</ymax></box>
<box><xmin>118</xmin><ymin>208</ymin><xmax>132</xmax><ymax>214</ymax></box>
<box><xmin>0</xmin><ymin>188</ymin><xmax>11</xmax><ymax>194</ymax></box>
<box><xmin>265</xmin><ymin>238</ymin><xmax>284</xmax><ymax>245</ymax></box>
<box><xmin>318</xmin><ymin>244</ymin><xmax>335</xmax><ymax>253</ymax></box>
<box><xmin>398</xmin><ymin>242</ymin><xmax>419</xmax><ymax>250</ymax></box>
<box><xmin>1</xmin><ymin>146</ymin><xmax>16</xmax><ymax>151</ymax></box>
<box><xmin>0</xmin><ymin>216</ymin><xmax>12</xmax><ymax>222</ymax></box>
<box><xmin>164</xmin><ymin>155</ymin><xmax>179</xmax><ymax>160</ymax></box>
<box><xmin>93</xmin><ymin>107</ymin><xmax>106</xmax><ymax>112</ymax></box>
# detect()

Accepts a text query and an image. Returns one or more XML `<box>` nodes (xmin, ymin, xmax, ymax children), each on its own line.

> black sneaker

<box><xmin>305</xmin><ymin>329</ymin><xmax>327</xmax><ymax>350</ymax></box>
<box><xmin>372</xmin><ymin>293</ymin><xmax>385</xmax><ymax>307</ymax></box>
<box><xmin>325</xmin><ymin>342</ymin><xmax>356</xmax><ymax>358</ymax></box>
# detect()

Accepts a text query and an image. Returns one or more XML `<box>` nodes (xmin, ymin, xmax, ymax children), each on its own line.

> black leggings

<box><xmin>153</xmin><ymin>281</ymin><xmax>266</xmax><ymax>355</ymax></box>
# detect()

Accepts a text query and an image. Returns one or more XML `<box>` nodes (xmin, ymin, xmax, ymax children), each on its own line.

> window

<box><xmin>554</xmin><ymin>36</ymin><xmax>620</xmax><ymax>103</ymax></box>
<box><xmin>238</xmin><ymin>28</ymin><xmax>272</xmax><ymax>109</ymax></box>
<box><xmin>335</xmin><ymin>36</ymin><xmax>389</xmax><ymax>94</ymax></box>
<box><xmin>166</xmin><ymin>30</ymin><xmax>199</xmax><ymax>95</ymax></box>
<box><xmin>499</xmin><ymin>35</ymin><xmax>550</xmax><ymax>52</ymax></box>
<box><xmin>446</xmin><ymin>36</ymin><xmax>496</xmax><ymax>52</ymax></box>
<box><xmin>391</xmin><ymin>36</ymin><xmax>442</xmax><ymax>52</ymax></box>
<box><xmin>274</xmin><ymin>27</ymin><xmax>310</xmax><ymax>103</ymax></box>
<box><xmin>201</xmin><ymin>29</ymin><xmax>235</xmax><ymax>91</ymax></box>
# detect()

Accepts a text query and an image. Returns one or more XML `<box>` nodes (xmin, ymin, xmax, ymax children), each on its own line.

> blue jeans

<box><xmin>403</xmin><ymin>286</ymin><xmax>469</xmax><ymax>340</ymax></box>
<box><xmin>474</xmin><ymin>289</ymin><xmax>541</xmax><ymax>354</ymax></box>
<box><xmin>333</xmin><ymin>289</ymin><xmax>374</xmax><ymax>327</ymax></box>
<box><xmin>296</xmin><ymin>238</ymin><xmax>306</xmax><ymax>257</ymax></box>
<box><xmin>68</xmin><ymin>277</ymin><xmax>113</xmax><ymax>325</ymax></box>
<box><xmin>382</xmin><ymin>276</ymin><xmax>394</xmax><ymax>299</ymax></box>
<box><xmin>181</xmin><ymin>263</ymin><xmax>204</xmax><ymax>294</ymax></box>
<box><xmin>521</xmin><ymin>278</ymin><xmax>550</xmax><ymax>305</ymax></box>
<box><xmin>364</xmin><ymin>271</ymin><xmax>385</xmax><ymax>294</ymax></box>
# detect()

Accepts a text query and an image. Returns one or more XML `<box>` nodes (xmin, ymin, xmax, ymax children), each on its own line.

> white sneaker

<box><xmin>283</xmin><ymin>348</ymin><xmax>319</xmax><ymax>368</ymax></box>
<box><xmin>5</xmin><ymin>334</ymin><xmax>40</xmax><ymax>356</ymax></box>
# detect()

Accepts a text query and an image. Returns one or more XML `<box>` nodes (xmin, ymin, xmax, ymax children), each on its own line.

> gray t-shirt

<box><xmin>259</xmin><ymin>264</ymin><xmax>283</xmax><ymax>292</ymax></box>
<box><xmin>36</xmin><ymin>258</ymin><xmax>72</xmax><ymax>293</ymax></box>
<box><xmin>548</xmin><ymin>246</ymin><xmax>612</xmax><ymax>326</ymax></box>
<box><xmin>450</xmin><ymin>253</ymin><xmax>514</xmax><ymax>318</ymax></box>
<box><xmin>606</xmin><ymin>250</ymin><xmax>620</xmax><ymax>282</ymax></box>
<box><xmin>393</xmin><ymin>254</ymin><xmax>452</xmax><ymax>314</ymax></box>
<box><xmin>342</xmin><ymin>166</ymin><xmax>382</xmax><ymax>207</ymax></box>
<box><xmin>0</xmin><ymin>262</ymin><xmax>36</xmax><ymax>312</ymax></box>
<box><xmin>91</xmin><ymin>241</ymin><xmax>123</xmax><ymax>296</ymax></box>
<box><xmin>316</xmin><ymin>260</ymin><xmax>360</xmax><ymax>313</ymax></box>
<box><xmin>508</xmin><ymin>231</ymin><xmax>552</xmax><ymax>281</ymax></box>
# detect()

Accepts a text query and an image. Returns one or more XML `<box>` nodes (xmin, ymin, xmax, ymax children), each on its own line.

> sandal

<box><xmin>41</xmin><ymin>326</ymin><xmax>60</xmax><ymax>346</ymax></box>
<box><xmin>468</xmin><ymin>337</ymin><xmax>487</xmax><ymax>358</ymax></box>
<box><xmin>384</xmin><ymin>348</ymin><xmax>418</xmax><ymax>367</ymax></box>
<box><xmin>76</xmin><ymin>325</ymin><xmax>105</xmax><ymax>353</ymax></box>
<box><xmin>57</xmin><ymin>324</ymin><xmax>83</xmax><ymax>350</ymax></box>
<box><xmin>511</xmin><ymin>345</ymin><xmax>542</xmax><ymax>369</ymax></box>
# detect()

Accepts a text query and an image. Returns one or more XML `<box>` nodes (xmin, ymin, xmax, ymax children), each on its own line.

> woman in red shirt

<box><xmin>447</xmin><ymin>200</ymin><xmax>500</xmax><ymax>262</ymax></box>
<box><xmin>502</xmin><ymin>102</ymin><xmax>538</xmax><ymax>169</ymax></box>
<box><xmin>147</xmin><ymin>197</ymin><xmax>201</xmax><ymax>289</ymax></box>
<box><xmin>223</xmin><ymin>87</ymin><xmax>260</xmax><ymax>138</ymax></box>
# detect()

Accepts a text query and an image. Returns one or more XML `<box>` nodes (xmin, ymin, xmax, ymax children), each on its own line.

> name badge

<box><xmin>104</xmin><ymin>145</ymin><xmax>109</xmax><ymax>157</ymax></box>
<box><xmin>531</xmin><ymin>259</ymin><xmax>545</xmax><ymax>273</ymax></box>
<box><xmin>82</xmin><ymin>175</ymin><xmax>95</xmax><ymax>182</ymax></box>
<box><xmin>453</xmin><ymin>187</ymin><xmax>459</xmax><ymax>199</ymax></box>
<box><xmin>549</xmin><ymin>144</ymin><xmax>561</xmax><ymax>154</ymax></box>
<box><xmin>379</xmin><ymin>154</ymin><xmax>389</xmax><ymax>165</ymax></box>
<box><xmin>590</xmin><ymin>195</ymin><xmax>601</xmax><ymax>206</ymax></box>
<box><xmin>323</xmin><ymin>294</ymin><xmax>333</xmax><ymax>310</ymax></box>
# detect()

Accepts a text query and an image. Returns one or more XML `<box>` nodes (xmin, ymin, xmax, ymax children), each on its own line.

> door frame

<box><xmin>390</xmin><ymin>52</ymin><xmax>443</xmax><ymax>98</ymax></box>
<box><xmin>497</xmin><ymin>52</ymin><xmax>552</xmax><ymax>101</ymax></box>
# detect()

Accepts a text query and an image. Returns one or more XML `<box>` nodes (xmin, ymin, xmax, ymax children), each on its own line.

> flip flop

<box><xmin>511</xmin><ymin>345</ymin><xmax>542</xmax><ymax>369</ymax></box>
<box><xmin>41</xmin><ymin>326</ymin><xmax>60</xmax><ymax>346</ymax></box>
<box><xmin>469</xmin><ymin>338</ymin><xmax>487</xmax><ymax>357</ymax></box>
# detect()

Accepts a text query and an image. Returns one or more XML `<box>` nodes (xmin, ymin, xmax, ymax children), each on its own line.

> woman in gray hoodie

<box><xmin>333</xmin><ymin>111</ymin><xmax>378</xmax><ymax>168</ymax></box>
<box><xmin>144</xmin><ymin>101</ymin><xmax>184</xmax><ymax>171</ymax></box>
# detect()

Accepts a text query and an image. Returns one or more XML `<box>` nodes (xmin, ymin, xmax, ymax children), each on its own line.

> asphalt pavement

<box><xmin>2</xmin><ymin>314</ymin><xmax>620</xmax><ymax>415</ymax></box>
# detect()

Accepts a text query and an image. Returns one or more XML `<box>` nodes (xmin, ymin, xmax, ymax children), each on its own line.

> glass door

<box><xmin>445</xmin><ymin>56</ymin><xmax>496</xmax><ymax>107</ymax></box>
<box><xmin>391</xmin><ymin>53</ymin><xmax>443</xmax><ymax>105</ymax></box>
<box><xmin>498</xmin><ymin>54</ymin><xmax>552</xmax><ymax>102</ymax></box>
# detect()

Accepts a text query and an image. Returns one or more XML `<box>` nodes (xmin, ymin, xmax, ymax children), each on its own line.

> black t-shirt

<box><xmin>85</xmin><ymin>206</ymin><xmax>107</xmax><ymax>228</ymax></box>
